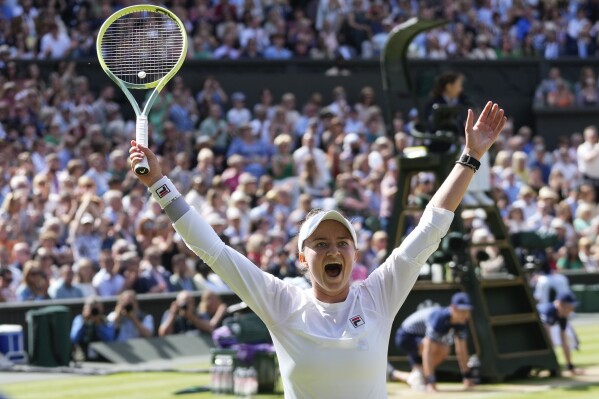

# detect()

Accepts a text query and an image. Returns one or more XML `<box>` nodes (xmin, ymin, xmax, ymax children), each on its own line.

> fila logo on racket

<box><xmin>350</xmin><ymin>315</ymin><xmax>365</xmax><ymax>328</ymax></box>
<box><xmin>156</xmin><ymin>184</ymin><xmax>171</xmax><ymax>198</ymax></box>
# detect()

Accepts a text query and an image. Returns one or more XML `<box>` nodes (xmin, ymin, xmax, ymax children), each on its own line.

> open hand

<box><xmin>464</xmin><ymin>101</ymin><xmax>507</xmax><ymax>160</ymax></box>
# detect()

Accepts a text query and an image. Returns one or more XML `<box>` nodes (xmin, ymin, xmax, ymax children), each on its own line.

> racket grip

<box><xmin>135</xmin><ymin>115</ymin><xmax>150</xmax><ymax>175</ymax></box>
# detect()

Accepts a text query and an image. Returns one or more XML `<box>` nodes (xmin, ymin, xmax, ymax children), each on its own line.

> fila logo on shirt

<box><xmin>350</xmin><ymin>315</ymin><xmax>365</xmax><ymax>328</ymax></box>
<box><xmin>156</xmin><ymin>184</ymin><xmax>171</xmax><ymax>198</ymax></box>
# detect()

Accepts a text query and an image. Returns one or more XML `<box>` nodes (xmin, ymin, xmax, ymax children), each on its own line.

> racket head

<box><xmin>96</xmin><ymin>5</ymin><xmax>188</xmax><ymax>91</ymax></box>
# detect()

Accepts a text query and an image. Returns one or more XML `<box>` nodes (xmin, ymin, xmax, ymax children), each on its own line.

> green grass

<box><xmin>3</xmin><ymin>323</ymin><xmax>599</xmax><ymax>399</ymax></box>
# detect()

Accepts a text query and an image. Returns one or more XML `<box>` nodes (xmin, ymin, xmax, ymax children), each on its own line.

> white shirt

<box><xmin>173</xmin><ymin>202</ymin><xmax>453</xmax><ymax>398</ymax></box>
<box><xmin>93</xmin><ymin>269</ymin><xmax>125</xmax><ymax>297</ymax></box>
<box><xmin>577</xmin><ymin>141</ymin><xmax>599</xmax><ymax>178</ymax></box>
<box><xmin>39</xmin><ymin>32</ymin><xmax>71</xmax><ymax>59</ymax></box>
<box><xmin>226</xmin><ymin>107</ymin><xmax>252</xmax><ymax>128</ymax></box>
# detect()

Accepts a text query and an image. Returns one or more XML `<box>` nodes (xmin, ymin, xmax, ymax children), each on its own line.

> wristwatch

<box><xmin>456</xmin><ymin>154</ymin><xmax>481</xmax><ymax>172</ymax></box>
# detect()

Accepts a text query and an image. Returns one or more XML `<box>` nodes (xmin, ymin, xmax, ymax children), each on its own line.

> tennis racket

<box><xmin>96</xmin><ymin>5</ymin><xmax>188</xmax><ymax>175</ymax></box>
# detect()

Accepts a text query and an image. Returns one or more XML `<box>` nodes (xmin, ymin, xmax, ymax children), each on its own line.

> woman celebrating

<box><xmin>129</xmin><ymin>102</ymin><xmax>506</xmax><ymax>398</ymax></box>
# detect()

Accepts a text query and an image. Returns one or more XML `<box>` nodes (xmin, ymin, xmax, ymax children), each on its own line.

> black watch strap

<box><xmin>456</xmin><ymin>154</ymin><xmax>481</xmax><ymax>172</ymax></box>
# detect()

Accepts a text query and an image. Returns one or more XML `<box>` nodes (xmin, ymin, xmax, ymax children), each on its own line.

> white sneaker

<box><xmin>407</xmin><ymin>370</ymin><xmax>426</xmax><ymax>391</ymax></box>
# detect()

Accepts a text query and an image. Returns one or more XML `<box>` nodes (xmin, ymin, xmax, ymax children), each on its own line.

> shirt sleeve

<box><xmin>172</xmin><ymin>205</ymin><xmax>304</xmax><ymax>328</ymax></box>
<box><xmin>363</xmin><ymin>206</ymin><xmax>454</xmax><ymax>318</ymax></box>
<box><xmin>70</xmin><ymin>315</ymin><xmax>85</xmax><ymax>343</ymax></box>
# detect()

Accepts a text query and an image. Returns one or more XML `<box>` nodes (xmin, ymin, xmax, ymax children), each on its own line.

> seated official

<box><xmin>389</xmin><ymin>292</ymin><xmax>476</xmax><ymax>392</ymax></box>
<box><xmin>537</xmin><ymin>291</ymin><xmax>583</xmax><ymax>375</ymax></box>
<box><xmin>107</xmin><ymin>290</ymin><xmax>154</xmax><ymax>341</ymax></box>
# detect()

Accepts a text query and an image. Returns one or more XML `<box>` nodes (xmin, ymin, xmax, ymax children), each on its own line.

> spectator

<box><xmin>576</xmin><ymin>125</ymin><xmax>599</xmax><ymax>199</ymax></box>
<box><xmin>263</xmin><ymin>33</ymin><xmax>293</xmax><ymax>59</ymax></box>
<box><xmin>120</xmin><ymin>251</ymin><xmax>157</xmax><ymax>295</ymax></box>
<box><xmin>92</xmin><ymin>250</ymin><xmax>124</xmax><ymax>297</ymax></box>
<box><xmin>107</xmin><ymin>290</ymin><xmax>154</xmax><ymax>341</ymax></box>
<box><xmin>73</xmin><ymin>258</ymin><xmax>96</xmax><ymax>298</ymax></box>
<box><xmin>6</xmin><ymin>242</ymin><xmax>31</xmax><ymax>289</ymax></box>
<box><xmin>39</xmin><ymin>22</ymin><xmax>71</xmax><ymax>59</ymax></box>
<box><xmin>70</xmin><ymin>296</ymin><xmax>114</xmax><ymax>360</ymax></box>
<box><xmin>578</xmin><ymin>236</ymin><xmax>598</xmax><ymax>271</ymax></box>
<box><xmin>534</xmin><ymin>67</ymin><xmax>564</xmax><ymax>106</ymax></box>
<box><xmin>69</xmin><ymin>208</ymin><xmax>103</xmax><ymax>265</ymax></box>
<box><xmin>227</xmin><ymin>92</ymin><xmax>252</xmax><ymax>129</ymax></box>
<box><xmin>226</xmin><ymin>123</ymin><xmax>271</xmax><ymax>179</ymax></box>
<box><xmin>48</xmin><ymin>264</ymin><xmax>84</xmax><ymax>300</ymax></box>
<box><xmin>140</xmin><ymin>245</ymin><xmax>170</xmax><ymax>294</ymax></box>
<box><xmin>197</xmin><ymin>290</ymin><xmax>228</xmax><ymax>330</ymax></box>
<box><xmin>169</xmin><ymin>253</ymin><xmax>198</xmax><ymax>292</ymax></box>
<box><xmin>16</xmin><ymin>260</ymin><xmax>47</xmax><ymax>301</ymax></box>
<box><xmin>197</xmin><ymin>103</ymin><xmax>230</xmax><ymax>156</ymax></box>
<box><xmin>546</xmin><ymin>79</ymin><xmax>575</xmax><ymax>108</ymax></box>
<box><xmin>158</xmin><ymin>290</ymin><xmax>219</xmax><ymax>336</ymax></box>
<box><xmin>0</xmin><ymin>268</ymin><xmax>17</xmax><ymax>302</ymax></box>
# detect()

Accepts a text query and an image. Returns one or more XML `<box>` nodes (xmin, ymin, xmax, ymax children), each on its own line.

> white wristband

<box><xmin>149</xmin><ymin>176</ymin><xmax>181</xmax><ymax>209</ymax></box>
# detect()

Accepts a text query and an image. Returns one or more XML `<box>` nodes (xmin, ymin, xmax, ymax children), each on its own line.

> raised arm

<box><xmin>429</xmin><ymin>101</ymin><xmax>506</xmax><ymax>212</ymax></box>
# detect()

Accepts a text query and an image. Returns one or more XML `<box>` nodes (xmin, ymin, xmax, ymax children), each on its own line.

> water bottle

<box><xmin>431</xmin><ymin>263</ymin><xmax>444</xmax><ymax>283</ymax></box>
<box><xmin>467</xmin><ymin>354</ymin><xmax>481</xmax><ymax>385</ymax></box>
<box><xmin>223</xmin><ymin>362</ymin><xmax>234</xmax><ymax>394</ymax></box>
<box><xmin>210</xmin><ymin>364</ymin><xmax>222</xmax><ymax>394</ymax></box>
<box><xmin>246</xmin><ymin>366</ymin><xmax>258</xmax><ymax>395</ymax></box>
<box><xmin>234</xmin><ymin>367</ymin><xmax>243</xmax><ymax>396</ymax></box>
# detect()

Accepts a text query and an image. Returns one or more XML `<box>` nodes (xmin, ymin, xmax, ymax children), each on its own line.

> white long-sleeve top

<box><xmin>172</xmin><ymin>203</ymin><xmax>453</xmax><ymax>398</ymax></box>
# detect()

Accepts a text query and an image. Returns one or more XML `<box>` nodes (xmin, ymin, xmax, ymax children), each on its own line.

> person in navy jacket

<box><xmin>390</xmin><ymin>292</ymin><xmax>476</xmax><ymax>392</ymax></box>
<box><xmin>537</xmin><ymin>291</ymin><xmax>583</xmax><ymax>375</ymax></box>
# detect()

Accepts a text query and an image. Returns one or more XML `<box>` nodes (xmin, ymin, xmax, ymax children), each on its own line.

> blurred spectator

<box><xmin>547</xmin><ymin>79</ymin><xmax>575</xmax><ymax>107</ymax></box>
<box><xmin>107</xmin><ymin>290</ymin><xmax>154</xmax><ymax>341</ymax></box>
<box><xmin>73</xmin><ymin>258</ymin><xmax>96</xmax><ymax>298</ymax></box>
<box><xmin>16</xmin><ymin>260</ymin><xmax>48</xmax><ymax>301</ymax></box>
<box><xmin>198</xmin><ymin>290</ymin><xmax>228</xmax><ymax>328</ymax></box>
<box><xmin>70</xmin><ymin>296</ymin><xmax>114</xmax><ymax>360</ymax></box>
<box><xmin>92</xmin><ymin>249</ymin><xmax>124</xmax><ymax>298</ymax></box>
<box><xmin>140</xmin><ymin>245</ymin><xmax>170</xmax><ymax>294</ymax></box>
<box><xmin>0</xmin><ymin>268</ymin><xmax>17</xmax><ymax>302</ymax></box>
<box><xmin>120</xmin><ymin>251</ymin><xmax>157</xmax><ymax>295</ymax></box>
<box><xmin>169</xmin><ymin>253</ymin><xmax>198</xmax><ymax>292</ymax></box>
<box><xmin>159</xmin><ymin>290</ymin><xmax>221</xmax><ymax>336</ymax></box>
<box><xmin>48</xmin><ymin>264</ymin><xmax>84</xmax><ymax>300</ymax></box>
<box><xmin>577</xmin><ymin>125</ymin><xmax>599</xmax><ymax>199</ymax></box>
<box><xmin>39</xmin><ymin>22</ymin><xmax>71</xmax><ymax>59</ymax></box>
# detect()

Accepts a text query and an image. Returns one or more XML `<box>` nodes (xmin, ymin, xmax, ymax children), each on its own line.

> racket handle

<box><xmin>135</xmin><ymin>115</ymin><xmax>150</xmax><ymax>175</ymax></box>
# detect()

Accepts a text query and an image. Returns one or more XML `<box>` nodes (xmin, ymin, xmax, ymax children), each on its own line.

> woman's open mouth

<box><xmin>324</xmin><ymin>263</ymin><xmax>342</xmax><ymax>278</ymax></box>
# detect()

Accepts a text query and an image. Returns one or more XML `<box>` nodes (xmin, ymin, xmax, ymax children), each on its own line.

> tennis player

<box><xmin>129</xmin><ymin>101</ymin><xmax>506</xmax><ymax>398</ymax></box>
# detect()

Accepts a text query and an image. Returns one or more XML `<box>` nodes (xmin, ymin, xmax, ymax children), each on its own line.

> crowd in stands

<box><xmin>2</xmin><ymin>0</ymin><xmax>599</xmax><ymax>62</ymax></box>
<box><xmin>535</xmin><ymin>66</ymin><xmax>599</xmax><ymax>108</ymax></box>
<box><xmin>0</xmin><ymin>1</ymin><xmax>598</xmax><ymax>343</ymax></box>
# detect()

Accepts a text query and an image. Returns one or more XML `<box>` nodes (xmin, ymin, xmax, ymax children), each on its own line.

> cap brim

<box><xmin>297</xmin><ymin>210</ymin><xmax>358</xmax><ymax>252</ymax></box>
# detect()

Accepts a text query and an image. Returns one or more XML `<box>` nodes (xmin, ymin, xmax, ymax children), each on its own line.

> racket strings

<box><xmin>100</xmin><ymin>12</ymin><xmax>185</xmax><ymax>85</ymax></box>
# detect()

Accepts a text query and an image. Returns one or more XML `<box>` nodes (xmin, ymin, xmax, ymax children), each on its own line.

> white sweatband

<box><xmin>149</xmin><ymin>176</ymin><xmax>181</xmax><ymax>209</ymax></box>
